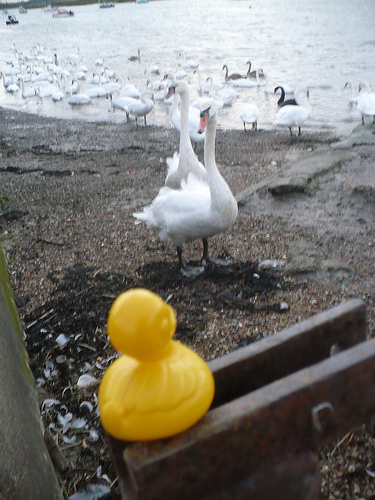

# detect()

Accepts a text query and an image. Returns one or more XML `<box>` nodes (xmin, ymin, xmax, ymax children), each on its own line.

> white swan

<box><xmin>149</xmin><ymin>64</ymin><xmax>160</xmax><ymax>75</ymax></box>
<box><xmin>126</xmin><ymin>91</ymin><xmax>154</xmax><ymax>125</ymax></box>
<box><xmin>37</xmin><ymin>79</ymin><xmax>59</xmax><ymax>98</ymax></box>
<box><xmin>120</xmin><ymin>78</ymin><xmax>141</xmax><ymax>98</ymax></box>
<box><xmin>240</xmin><ymin>102</ymin><xmax>260</xmax><ymax>131</ymax></box>
<box><xmin>74</xmin><ymin>69</ymin><xmax>86</xmax><ymax>81</ymax></box>
<box><xmin>66</xmin><ymin>49</ymin><xmax>81</xmax><ymax>63</ymax></box>
<box><xmin>19</xmin><ymin>76</ymin><xmax>38</xmax><ymax>98</ymax></box>
<box><xmin>166</xmin><ymin>76</ymin><xmax>205</xmax><ymax>145</ymax></box>
<box><xmin>194</xmin><ymin>69</ymin><xmax>223</xmax><ymax>95</ymax></box>
<box><xmin>357</xmin><ymin>81</ymin><xmax>375</xmax><ymax>125</ymax></box>
<box><xmin>344</xmin><ymin>81</ymin><xmax>358</xmax><ymax>105</ymax></box>
<box><xmin>273</xmin><ymin>87</ymin><xmax>311</xmax><ymax>136</ymax></box>
<box><xmin>2</xmin><ymin>74</ymin><xmax>19</xmax><ymax>94</ymax></box>
<box><xmin>51</xmin><ymin>55</ymin><xmax>70</xmax><ymax>77</ymax></box>
<box><xmin>62</xmin><ymin>73</ymin><xmax>77</xmax><ymax>95</ymax></box>
<box><xmin>144</xmin><ymin>69</ymin><xmax>165</xmax><ymax>91</ymax></box>
<box><xmin>51</xmin><ymin>77</ymin><xmax>64</xmax><ymax>101</ymax></box>
<box><xmin>133</xmin><ymin>99</ymin><xmax>238</xmax><ymax>277</ymax></box>
<box><xmin>109</xmin><ymin>90</ymin><xmax>131</xmax><ymax>119</ymax></box>
<box><xmin>193</xmin><ymin>77</ymin><xmax>224</xmax><ymax>110</ymax></box>
<box><xmin>68</xmin><ymin>79</ymin><xmax>91</xmax><ymax>105</ymax></box>
<box><xmin>1</xmin><ymin>71</ymin><xmax>16</xmax><ymax>89</ymax></box>
<box><xmin>103</xmin><ymin>76</ymin><xmax>122</xmax><ymax>94</ymax></box>
<box><xmin>163</xmin><ymin>80</ymin><xmax>207</xmax><ymax>189</ymax></box>
<box><xmin>86</xmin><ymin>72</ymin><xmax>107</xmax><ymax>98</ymax></box>
<box><xmin>217</xmin><ymin>86</ymin><xmax>239</xmax><ymax>107</ymax></box>
<box><xmin>178</xmin><ymin>51</ymin><xmax>199</xmax><ymax>69</ymax></box>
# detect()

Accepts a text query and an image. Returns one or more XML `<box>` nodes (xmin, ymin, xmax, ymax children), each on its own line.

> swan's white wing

<box><xmin>166</xmin><ymin>152</ymin><xmax>179</xmax><ymax>176</ymax></box>
<box><xmin>357</xmin><ymin>93</ymin><xmax>375</xmax><ymax>115</ymax></box>
<box><xmin>274</xmin><ymin>105</ymin><xmax>310</xmax><ymax>126</ymax></box>
<box><xmin>240</xmin><ymin>104</ymin><xmax>260</xmax><ymax>123</ymax></box>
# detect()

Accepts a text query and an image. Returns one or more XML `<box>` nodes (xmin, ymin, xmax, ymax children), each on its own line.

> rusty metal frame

<box><xmin>107</xmin><ymin>299</ymin><xmax>373</xmax><ymax>499</ymax></box>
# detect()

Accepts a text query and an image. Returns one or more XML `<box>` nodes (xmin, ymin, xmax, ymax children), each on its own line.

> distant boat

<box><xmin>43</xmin><ymin>4</ymin><xmax>57</xmax><ymax>12</ymax></box>
<box><xmin>53</xmin><ymin>8</ymin><xmax>74</xmax><ymax>17</ymax></box>
<box><xmin>135</xmin><ymin>0</ymin><xmax>149</xmax><ymax>3</ymax></box>
<box><xmin>6</xmin><ymin>15</ymin><xmax>19</xmax><ymax>24</ymax></box>
<box><xmin>99</xmin><ymin>1</ymin><xmax>115</xmax><ymax>7</ymax></box>
<box><xmin>18</xmin><ymin>5</ymin><xmax>28</xmax><ymax>13</ymax></box>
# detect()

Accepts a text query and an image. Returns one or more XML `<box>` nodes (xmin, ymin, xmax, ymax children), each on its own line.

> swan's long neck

<box><xmin>195</xmin><ymin>69</ymin><xmax>203</xmax><ymax>96</ymax></box>
<box><xmin>203</xmin><ymin>111</ymin><xmax>237</xmax><ymax>225</ymax></box>
<box><xmin>204</xmin><ymin>113</ymin><xmax>225</xmax><ymax>208</ymax></box>
<box><xmin>178</xmin><ymin>87</ymin><xmax>193</xmax><ymax>152</ymax></box>
<box><xmin>207</xmin><ymin>77</ymin><xmax>214</xmax><ymax>96</ymax></box>
<box><xmin>169</xmin><ymin>90</ymin><xmax>179</xmax><ymax>118</ymax></box>
<box><xmin>204</xmin><ymin>114</ymin><xmax>217</xmax><ymax>174</ymax></box>
<box><xmin>276</xmin><ymin>86</ymin><xmax>286</xmax><ymax>105</ymax></box>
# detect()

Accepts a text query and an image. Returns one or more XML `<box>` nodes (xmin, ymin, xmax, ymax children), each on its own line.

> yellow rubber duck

<box><xmin>98</xmin><ymin>288</ymin><xmax>215</xmax><ymax>441</ymax></box>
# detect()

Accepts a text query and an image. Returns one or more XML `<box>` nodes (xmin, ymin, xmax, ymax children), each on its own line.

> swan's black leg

<box><xmin>201</xmin><ymin>238</ymin><xmax>209</xmax><ymax>266</ymax></box>
<box><xmin>298</xmin><ymin>126</ymin><xmax>302</xmax><ymax>136</ymax></box>
<box><xmin>201</xmin><ymin>238</ymin><xmax>232</xmax><ymax>267</ymax></box>
<box><xmin>289</xmin><ymin>127</ymin><xmax>294</xmax><ymax>136</ymax></box>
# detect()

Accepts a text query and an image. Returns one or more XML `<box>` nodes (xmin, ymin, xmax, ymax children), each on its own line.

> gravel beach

<box><xmin>1</xmin><ymin>106</ymin><xmax>375</xmax><ymax>499</ymax></box>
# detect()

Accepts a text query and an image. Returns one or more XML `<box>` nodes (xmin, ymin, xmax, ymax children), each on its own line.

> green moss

<box><xmin>0</xmin><ymin>195</ymin><xmax>8</xmax><ymax>212</ymax></box>
<box><xmin>0</xmin><ymin>243</ymin><xmax>35</xmax><ymax>387</ymax></box>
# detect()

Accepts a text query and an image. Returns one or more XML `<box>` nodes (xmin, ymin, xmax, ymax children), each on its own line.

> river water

<box><xmin>1</xmin><ymin>0</ymin><xmax>375</xmax><ymax>136</ymax></box>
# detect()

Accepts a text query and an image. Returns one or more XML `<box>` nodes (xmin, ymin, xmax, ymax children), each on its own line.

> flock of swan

<box><xmin>2</xmin><ymin>41</ymin><xmax>375</xmax><ymax>139</ymax></box>
<box><xmin>2</xmin><ymin>43</ymin><xmax>375</xmax><ymax>136</ymax></box>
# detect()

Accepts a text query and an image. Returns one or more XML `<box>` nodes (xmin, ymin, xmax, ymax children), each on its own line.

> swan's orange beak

<box><xmin>198</xmin><ymin>112</ymin><xmax>209</xmax><ymax>134</ymax></box>
<box><xmin>164</xmin><ymin>85</ymin><xmax>176</xmax><ymax>101</ymax></box>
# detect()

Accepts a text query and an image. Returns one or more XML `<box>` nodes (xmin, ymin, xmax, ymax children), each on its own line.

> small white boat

<box><xmin>53</xmin><ymin>8</ymin><xmax>74</xmax><ymax>17</ymax></box>
<box><xmin>42</xmin><ymin>4</ymin><xmax>57</xmax><ymax>12</ymax></box>
<box><xmin>18</xmin><ymin>5</ymin><xmax>28</xmax><ymax>13</ymax></box>
<box><xmin>99</xmin><ymin>1</ymin><xmax>115</xmax><ymax>7</ymax></box>
<box><xmin>6</xmin><ymin>15</ymin><xmax>19</xmax><ymax>24</ymax></box>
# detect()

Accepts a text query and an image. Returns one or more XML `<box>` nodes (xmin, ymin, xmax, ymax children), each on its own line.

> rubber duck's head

<box><xmin>107</xmin><ymin>288</ymin><xmax>177</xmax><ymax>362</ymax></box>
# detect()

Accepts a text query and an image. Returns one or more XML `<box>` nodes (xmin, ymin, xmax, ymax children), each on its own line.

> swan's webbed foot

<box><xmin>201</xmin><ymin>238</ymin><xmax>232</xmax><ymax>267</ymax></box>
<box><xmin>177</xmin><ymin>246</ymin><xmax>205</xmax><ymax>278</ymax></box>
<box><xmin>180</xmin><ymin>264</ymin><xmax>205</xmax><ymax>278</ymax></box>
<box><xmin>201</xmin><ymin>256</ymin><xmax>232</xmax><ymax>267</ymax></box>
